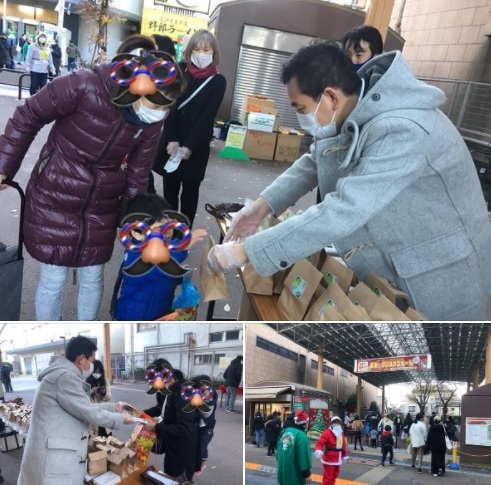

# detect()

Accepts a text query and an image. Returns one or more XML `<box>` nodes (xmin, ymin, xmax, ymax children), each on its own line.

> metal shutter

<box><xmin>231</xmin><ymin>45</ymin><xmax>312</xmax><ymax>150</ymax></box>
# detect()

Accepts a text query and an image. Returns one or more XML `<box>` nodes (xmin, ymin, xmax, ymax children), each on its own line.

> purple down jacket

<box><xmin>0</xmin><ymin>63</ymin><xmax>162</xmax><ymax>267</ymax></box>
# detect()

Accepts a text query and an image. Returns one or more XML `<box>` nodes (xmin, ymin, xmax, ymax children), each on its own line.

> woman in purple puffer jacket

<box><xmin>0</xmin><ymin>35</ymin><xmax>185</xmax><ymax>320</ymax></box>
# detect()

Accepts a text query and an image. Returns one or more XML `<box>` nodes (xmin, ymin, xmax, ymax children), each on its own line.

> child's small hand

<box><xmin>189</xmin><ymin>229</ymin><xmax>208</xmax><ymax>248</ymax></box>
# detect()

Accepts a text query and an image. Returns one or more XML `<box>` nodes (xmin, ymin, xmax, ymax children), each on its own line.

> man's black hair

<box><xmin>65</xmin><ymin>336</ymin><xmax>97</xmax><ymax>362</ymax></box>
<box><xmin>341</xmin><ymin>25</ymin><xmax>383</xmax><ymax>56</ymax></box>
<box><xmin>152</xmin><ymin>34</ymin><xmax>176</xmax><ymax>57</ymax></box>
<box><xmin>281</xmin><ymin>42</ymin><xmax>361</xmax><ymax>98</ymax></box>
<box><xmin>150</xmin><ymin>358</ymin><xmax>185</xmax><ymax>381</ymax></box>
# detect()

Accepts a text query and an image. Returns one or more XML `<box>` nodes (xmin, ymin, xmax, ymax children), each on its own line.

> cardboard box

<box><xmin>241</xmin><ymin>94</ymin><xmax>276</xmax><ymax>124</ymax></box>
<box><xmin>87</xmin><ymin>450</ymin><xmax>108</xmax><ymax>476</ymax></box>
<box><xmin>246</xmin><ymin>112</ymin><xmax>279</xmax><ymax>133</ymax></box>
<box><xmin>244</xmin><ymin>130</ymin><xmax>277</xmax><ymax>160</ymax></box>
<box><xmin>274</xmin><ymin>127</ymin><xmax>304</xmax><ymax>163</ymax></box>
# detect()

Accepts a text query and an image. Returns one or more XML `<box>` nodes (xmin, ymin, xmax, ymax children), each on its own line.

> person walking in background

<box><xmin>25</xmin><ymin>33</ymin><xmax>55</xmax><ymax>95</ymax></box>
<box><xmin>0</xmin><ymin>33</ymin><xmax>13</xmax><ymax>69</ymax></box>
<box><xmin>21</xmin><ymin>36</ymin><xmax>30</xmax><ymax>63</ymax></box>
<box><xmin>394</xmin><ymin>413</ymin><xmax>403</xmax><ymax>436</ymax></box>
<box><xmin>223</xmin><ymin>355</ymin><xmax>242</xmax><ymax>413</ymax></box>
<box><xmin>409</xmin><ymin>412</ymin><xmax>428</xmax><ymax>474</ymax></box>
<box><xmin>426</xmin><ymin>415</ymin><xmax>447</xmax><ymax>477</ymax></box>
<box><xmin>277</xmin><ymin>409</ymin><xmax>313</xmax><ymax>485</ymax></box>
<box><xmin>265</xmin><ymin>412</ymin><xmax>281</xmax><ymax>456</ymax></box>
<box><xmin>378</xmin><ymin>414</ymin><xmax>394</xmax><ymax>434</ymax></box>
<box><xmin>50</xmin><ymin>38</ymin><xmax>62</xmax><ymax>76</ymax></box>
<box><xmin>342</xmin><ymin>24</ymin><xmax>384</xmax><ymax>71</ymax></box>
<box><xmin>94</xmin><ymin>45</ymin><xmax>108</xmax><ymax>65</ymax></box>
<box><xmin>365</xmin><ymin>419</ymin><xmax>371</xmax><ymax>446</ymax></box>
<box><xmin>86</xmin><ymin>359</ymin><xmax>112</xmax><ymax>437</ymax></box>
<box><xmin>370</xmin><ymin>427</ymin><xmax>378</xmax><ymax>448</ymax></box>
<box><xmin>1</xmin><ymin>366</ymin><xmax>13</xmax><ymax>393</ymax></box>
<box><xmin>402</xmin><ymin>413</ymin><xmax>413</xmax><ymax>439</ymax></box>
<box><xmin>153</xmin><ymin>29</ymin><xmax>226</xmax><ymax>226</ymax></box>
<box><xmin>17</xmin><ymin>336</ymin><xmax>134</xmax><ymax>485</ymax></box>
<box><xmin>314</xmin><ymin>416</ymin><xmax>349</xmax><ymax>485</ymax></box>
<box><xmin>254</xmin><ymin>411</ymin><xmax>266</xmax><ymax>448</ymax></box>
<box><xmin>67</xmin><ymin>40</ymin><xmax>79</xmax><ymax>71</ymax></box>
<box><xmin>380</xmin><ymin>424</ymin><xmax>395</xmax><ymax>466</ymax></box>
<box><xmin>351</xmin><ymin>415</ymin><xmax>364</xmax><ymax>451</ymax></box>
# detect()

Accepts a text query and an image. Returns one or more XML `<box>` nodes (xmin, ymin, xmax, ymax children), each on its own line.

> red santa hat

<box><xmin>294</xmin><ymin>409</ymin><xmax>309</xmax><ymax>425</ymax></box>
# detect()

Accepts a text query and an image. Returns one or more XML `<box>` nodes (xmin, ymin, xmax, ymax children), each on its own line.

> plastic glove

<box><xmin>166</xmin><ymin>141</ymin><xmax>179</xmax><ymax>156</ymax></box>
<box><xmin>223</xmin><ymin>197</ymin><xmax>272</xmax><ymax>243</ymax></box>
<box><xmin>343</xmin><ymin>456</ymin><xmax>349</xmax><ymax>462</ymax></box>
<box><xmin>207</xmin><ymin>242</ymin><xmax>247</xmax><ymax>274</ymax></box>
<box><xmin>143</xmin><ymin>420</ymin><xmax>157</xmax><ymax>430</ymax></box>
<box><xmin>181</xmin><ymin>147</ymin><xmax>192</xmax><ymax>160</ymax></box>
<box><xmin>189</xmin><ymin>228</ymin><xmax>208</xmax><ymax>248</ymax></box>
<box><xmin>115</xmin><ymin>401</ymin><xmax>131</xmax><ymax>413</ymax></box>
<box><xmin>122</xmin><ymin>413</ymin><xmax>135</xmax><ymax>425</ymax></box>
<box><xmin>314</xmin><ymin>450</ymin><xmax>323</xmax><ymax>460</ymax></box>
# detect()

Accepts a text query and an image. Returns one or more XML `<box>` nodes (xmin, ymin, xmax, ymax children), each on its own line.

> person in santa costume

<box><xmin>314</xmin><ymin>416</ymin><xmax>349</xmax><ymax>485</ymax></box>
<box><xmin>276</xmin><ymin>409</ymin><xmax>313</xmax><ymax>485</ymax></box>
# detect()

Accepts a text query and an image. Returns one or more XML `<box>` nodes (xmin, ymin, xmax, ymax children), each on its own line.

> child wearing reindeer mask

<box><xmin>314</xmin><ymin>416</ymin><xmax>349</xmax><ymax>485</ymax></box>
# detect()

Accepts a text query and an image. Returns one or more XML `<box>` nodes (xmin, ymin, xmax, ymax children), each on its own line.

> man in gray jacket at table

<box><xmin>208</xmin><ymin>42</ymin><xmax>491</xmax><ymax>321</ymax></box>
<box><xmin>18</xmin><ymin>336</ymin><xmax>135</xmax><ymax>485</ymax></box>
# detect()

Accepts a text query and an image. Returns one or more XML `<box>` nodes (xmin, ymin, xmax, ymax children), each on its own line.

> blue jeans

<box><xmin>225</xmin><ymin>386</ymin><xmax>238</xmax><ymax>410</ymax></box>
<box><xmin>201</xmin><ymin>427</ymin><xmax>213</xmax><ymax>460</ymax></box>
<box><xmin>35</xmin><ymin>263</ymin><xmax>104</xmax><ymax>320</ymax></box>
<box><xmin>255</xmin><ymin>428</ymin><xmax>266</xmax><ymax>447</ymax></box>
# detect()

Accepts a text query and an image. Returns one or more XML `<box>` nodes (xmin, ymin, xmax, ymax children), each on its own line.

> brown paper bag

<box><xmin>304</xmin><ymin>285</ymin><xmax>347</xmax><ymax>321</ymax></box>
<box><xmin>306</xmin><ymin>249</ymin><xmax>327</xmax><ymax>272</ymax></box>
<box><xmin>406</xmin><ymin>307</ymin><xmax>429</xmax><ymax>321</ymax></box>
<box><xmin>273</xmin><ymin>267</ymin><xmax>291</xmax><ymax>294</ymax></box>
<box><xmin>199</xmin><ymin>236</ymin><xmax>228</xmax><ymax>303</ymax></box>
<box><xmin>242</xmin><ymin>262</ymin><xmax>273</xmax><ymax>295</ymax></box>
<box><xmin>369</xmin><ymin>295</ymin><xmax>412</xmax><ymax>321</ymax></box>
<box><xmin>278</xmin><ymin>259</ymin><xmax>323</xmax><ymax>320</ymax></box>
<box><xmin>348</xmin><ymin>282</ymin><xmax>380</xmax><ymax>313</ymax></box>
<box><xmin>88</xmin><ymin>450</ymin><xmax>108</xmax><ymax>476</ymax></box>
<box><xmin>319</xmin><ymin>256</ymin><xmax>355</xmax><ymax>293</ymax></box>
<box><xmin>365</xmin><ymin>274</ymin><xmax>410</xmax><ymax>311</ymax></box>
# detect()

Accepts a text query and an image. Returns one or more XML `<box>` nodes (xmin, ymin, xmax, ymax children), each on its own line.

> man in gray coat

<box><xmin>208</xmin><ymin>42</ymin><xmax>491</xmax><ymax>321</ymax></box>
<box><xmin>18</xmin><ymin>336</ymin><xmax>134</xmax><ymax>485</ymax></box>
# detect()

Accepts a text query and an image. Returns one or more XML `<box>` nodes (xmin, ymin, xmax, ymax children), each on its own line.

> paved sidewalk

<box><xmin>245</xmin><ymin>441</ymin><xmax>491</xmax><ymax>485</ymax></box>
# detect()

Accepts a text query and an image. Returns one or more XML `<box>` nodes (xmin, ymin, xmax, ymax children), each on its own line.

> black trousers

<box><xmin>354</xmin><ymin>435</ymin><xmax>363</xmax><ymax>450</ymax></box>
<box><xmin>431</xmin><ymin>449</ymin><xmax>446</xmax><ymax>474</ymax></box>
<box><xmin>381</xmin><ymin>446</ymin><xmax>394</xmax><ymax>463</ymax></box>
<box><xmin>163</xmin><ymin>172</ymin><xmax>202</xmax><ymax>227</ymax></box>
<box><xmin>267</xmin><ymin>439</ymin><xmax>276</xmax><ymax>455</ymax></box>
<box><xmin>30</xmin><ymin>71</ymin><xmax>48</xmax><ymax>96</ymax></box>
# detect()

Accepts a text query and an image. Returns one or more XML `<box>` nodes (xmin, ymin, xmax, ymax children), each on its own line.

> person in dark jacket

<box><xmin>265</xmin><ymin>413</ymin><xmax>281</xmax><ymax>456</ymax></box>
<box><xmin>0</xmin><ymin>34</ymin><xmax>185</xmax><ymax>321</ymax></box>
<box><xmin>153</xmin><ymin>29</ymin><xmax>226</xmax><ymax>226</ymax></box>
<box><xmin>426</xmin><ymin>415</ymin><xmax>447</xmax><ymax>476</ymax></box>
<box><xmin>380</xmin><ymin>424</ymin><xmax>395</xmax><ymax>466</ymax></box>
<box><xmin>283</xmin><ymin>412</ymin><xmax>295</xmax><ymax>429</ymax></box>
<box><xmin>223</xmin><ymin>355</ymin><xmax>242</xmax><ymax>413</ymax></box>
<box><xmin>402</xmin><ymin>413</ymin><xmax>413</xmax><ymax>435</ymax></box>
<box><xmin>1</xmin><ymin>366</ymin><xmax>13</xmax><ymax>393</ymax></box>
<box><xmin>0</xmin><ymin>33</ymin><xmax>13</xmax><ymax>69</ymax></box>
<box><xmin>254</xmin><ymin>411</ymin><xmax>266</xmax><ymax>447</ymax></box>
<box><xmin>143</xmin><ymin>359</ymin><xmax>201</xmax><ymax>483</ymax></box>
<box><xmin>50</xmin><ymin>39</ymin><xmax>62</xmax><ymax>76</ymax></box>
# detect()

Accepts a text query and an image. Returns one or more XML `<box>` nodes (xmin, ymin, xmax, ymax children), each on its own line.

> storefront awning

<box><xmin>246</xmin><ymin>386</ymin><xmax>291</xmax><ymax>399</ymax></box>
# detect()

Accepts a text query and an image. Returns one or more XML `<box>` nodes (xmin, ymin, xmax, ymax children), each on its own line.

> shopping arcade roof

<box><xmin>264</xmin><ymin>322</ymin><xmax>490</xmax><ymax>388</ymax></box>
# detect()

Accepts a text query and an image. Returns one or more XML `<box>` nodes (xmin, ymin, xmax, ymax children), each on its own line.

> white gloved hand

<box><xmin>166</xmin><ymin>141</ymin><xmax>179</xmax><ymax>156</ymax></box>
<box><xmin>343</xmin><ymin>456</ymin><xmax>349</xmax><ymax>462</ymax></box>
<box><xmin>115</xmin><ymin>401</ymin><xmax>130</xmax><ymax>413</ymax></box>
<box><xmin>314</xmin><ymin>450</ymin><xmax>323</xmax><ymax>460</ymax></box>
<box><xmin>122</xmin><ymin>413</ymin><xmax>135</xmax><ymax>425</ymax></box>
<box><xmin>207</xmin><ymin>242</ymin><xmax>247</xmax><ymax>274</ymax></box>
<box><xmin>223</xmin><ymin>197</ymin><xmax>272</xmax><ymax>243</ymax></box>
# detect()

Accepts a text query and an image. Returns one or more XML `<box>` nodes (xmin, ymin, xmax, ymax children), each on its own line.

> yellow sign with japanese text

<box><xmin>141</xmin><ymin>7</ymin><xmax>208</xmax><ymax>41</ymax></box>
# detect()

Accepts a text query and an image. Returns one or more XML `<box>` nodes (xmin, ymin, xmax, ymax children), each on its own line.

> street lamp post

<box><xmin>60</xmin><ymin>336</ymin><xmax>66</xmax><ymax>354</ymax></box>
<box><xmin>2</xmin><ymin>0</ymin><xmax>7</xmax><ymax>35</ymax></box>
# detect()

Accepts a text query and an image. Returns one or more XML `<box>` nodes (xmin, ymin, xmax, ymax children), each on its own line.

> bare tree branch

<box><xmin>435</xmin><ymin>382</ymin><xmax>458</xmax><ymax>421</ymax></box>
<box><xmin>406</xmin><ymin>377</ymin><xmax>433</xmax><ymax>412</ymax></box>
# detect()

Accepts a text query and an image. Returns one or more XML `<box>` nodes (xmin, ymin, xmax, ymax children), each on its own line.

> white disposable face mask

<box><xmin>39</xmin><ymin>38</ymin><xmax>47</xmax><ymax>45</ymax></box>
<box><xmin>296</xmin><ymin>95</ymin><xmax>337</xmax><ymax>139</ymax></box>
<box><xmin>92</xmin><ymin>373</ymin><xmax>102</xmax><ymax>380</ymax></box>
<box><xmin>135</xmin><ymin>101</ymin><xmax>168</xmax><ymax>124</ymax></box>
<box><xmin>82</xmin><ymin>362</ymin><xmax>94</xmax><ymax>379</ymax></box>
<box><xmin>191</xmin><ymin>52</ymin><xmax>213</xmax><ymax>69</ymax></box>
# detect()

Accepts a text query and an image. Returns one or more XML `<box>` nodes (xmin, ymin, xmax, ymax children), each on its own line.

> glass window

<box><xmin>195</xmin><ymin>354</ymin><xmax>212</xmax><ymax>365</ymax></box>
<box><xmin>210</xmin><ymin>332</ymin><xmax>223</xmax><ymax>343</ymax></box>
<box><xmin>408</xmin><ymin>406</ymin><xmax>416</xmax><ymax>412</ymax></box>
<box><xmin>225</xmin><ymin>330</ymin><xmax>240</xmax><ymax>341</ymax></box>
<box><xmin>214</xmin><ymin>353</ymin><xmax>226</xmax><ymax>364</ymax></box>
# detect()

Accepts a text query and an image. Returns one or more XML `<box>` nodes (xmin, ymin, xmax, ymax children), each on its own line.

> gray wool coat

<box><xmin>18</xmin><ymin>356</ymin><xmax>124</xmax><ymax>485</ymax></box>
<box><xmin>244</xmin><ymin>51</ymin><xmax>491</xmax><ymax>321</ymax></box>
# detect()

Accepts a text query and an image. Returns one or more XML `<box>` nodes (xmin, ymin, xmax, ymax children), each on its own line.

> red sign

<box><xmin>354</xmin><ymin>354</ymin><xmax>431</xmax><ymax>373</ymax></box>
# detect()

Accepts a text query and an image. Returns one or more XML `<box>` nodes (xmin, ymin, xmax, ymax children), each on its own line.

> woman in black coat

<box><xmin>426</xmin><ymin>416</ymin><xmax>447</xmax><ymax>476</ymax></box>
<box><xmin>143</xmin><ymin>359</ymin><xmax>201</xmax><ymax>482</ymax></box>
<box><xmin>153</xmin><ymin>29</ymin><xmax>226</xmax><ymax>226</ymax></box>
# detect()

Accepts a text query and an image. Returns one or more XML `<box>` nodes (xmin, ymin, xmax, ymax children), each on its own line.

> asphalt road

<box><xmin>0</xmin><ymin>376</ymin><xmax>243</xmax><ymax>485</ymax></box>
<box><xmin>0</xmin><ymin>86</ymin><xmax>316</xmax><ymax>321</ymax></box>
